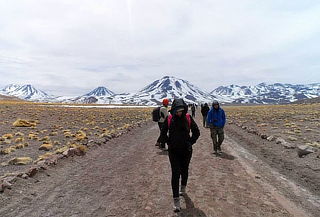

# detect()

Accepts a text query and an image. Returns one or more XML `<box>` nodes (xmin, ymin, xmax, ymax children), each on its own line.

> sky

<box><xmin>0</xmin><ymin>0</ymin><xmax>320</xmax><ymax>96</ymax></box>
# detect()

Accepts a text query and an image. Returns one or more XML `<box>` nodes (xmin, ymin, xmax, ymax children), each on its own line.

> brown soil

<box><xmin>0</xmin><ymin>111</ymin><xmax>319</xmax><ymax>217</ymax></box>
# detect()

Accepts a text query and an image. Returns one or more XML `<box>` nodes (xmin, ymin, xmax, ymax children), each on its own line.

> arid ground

<box><xmin>0</xmin><ymin>102</ymin><xmax>319</xmax><ymax>217</ymax></box>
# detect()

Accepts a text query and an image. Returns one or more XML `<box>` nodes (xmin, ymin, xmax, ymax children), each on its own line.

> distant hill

<box><xmin>292</xmin><ymin>96</ymin><xmax>320</xmax><ymax>104</ymax></box>
<box><xmin>0</xmin><ymin>94</ymin><xmax>23</xmax><ymax>101</ymax></box>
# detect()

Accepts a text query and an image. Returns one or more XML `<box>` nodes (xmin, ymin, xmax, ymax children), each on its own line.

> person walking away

<box><xmin>206</xmin><ymin>101</ymin><xmax>226</xmax><ymax>155</ymax></box>
<box><xmin>160</xmin><ymin>99</ymin><xmax>200</xmax><ymax>212</ymax></box>
<box><xmin>191</xmin><ymin>104</ymin><xmax>196</xmax><ymax>118</ymax></box>
<box><xmin>155</xmin><ymin>98</ymin><xmax>169</xmax><ymax>149</ymax></box>
<box><xmin>201</xmin><ymin>103</ymin><xmax>210</xmax><ymax>127</ymax></box>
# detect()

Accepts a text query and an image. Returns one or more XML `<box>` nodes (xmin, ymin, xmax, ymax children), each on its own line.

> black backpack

<box><xmin>152</xmin><ymin>106</ymin><xmax>161</xmax><ymax>122</ymax></box>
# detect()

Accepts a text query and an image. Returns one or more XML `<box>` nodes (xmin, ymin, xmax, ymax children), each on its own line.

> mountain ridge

<box><xmin>210</xmin><ymin>82</ymin><xmax>320</xmax><ymax>104</ymax></box>
<box><xmin>1</xmin><ymin>78</ymin><xmax>319</xmax><ymax>105</ymax></box>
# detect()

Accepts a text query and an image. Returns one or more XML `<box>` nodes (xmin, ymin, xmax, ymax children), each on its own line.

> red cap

<box><xmin>162</xmin><ymin>98</ymin><xmax>169</xmax><ymax>106</ymax></box>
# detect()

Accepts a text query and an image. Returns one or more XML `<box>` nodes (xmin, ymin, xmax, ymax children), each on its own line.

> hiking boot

<box><xmin>173</xmin><ymin>197</ymin><xmax>181</xmax><ymax>212</ymax></box>
<box><xmin>179</xmin><ymin>185</ymin><xmax>186</xmax><ymax>196</ymax></box>
<box><xmin>155</xmin><ymin>142</ymin><xmax>160</xmax><ymax>146</ymax></box>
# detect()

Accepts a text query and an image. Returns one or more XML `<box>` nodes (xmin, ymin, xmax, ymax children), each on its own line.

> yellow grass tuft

<box><xmin>75</xmin><ymin>130</ymin><xmax>87</xmax><ymax>141</ymax></box>
<box><xmin>2</xmin><ymin>134</ymin><xmax>13</xmax><ymax>139</ymax></box>
<box><xmin>13</xmin><ymin>119</ymin><xmax>36</xmax><ymax>127</ymax></box>
<box><xmin>36</xmin><ymin>152</ymin><xmax>54</xmax><ymax>162</ymax></box>
<box><xmin>68</xmin><ymin>143</ymin><xmax>88</xmax><ymax>153</ymax></box>
<box><xmin>14</xmin><ymin>132</ymin><xmax>25</xmax><ymax>137</ymax></box>
<box><xmin>28</xmin><ymin>133</ymin><xmax>38</xmax><ymax>140</ymax></box>
<box><xmin>77</xmin><ymin>145</ymin><xmax>88</xmax><ymax>153</ymax></box>
<box><xmin>39</xmin><ymin>142</ymin><xmax>53</xmax><ymax>151</ymax></box>
<box><xmin>287</xmin><ymin>136</ymin><xmax>298</xmax><ymax>141</ymax></box>
<box><xmin>39</xmin><ymin>136</ymin><xmax>50</xmax><ymax>141</ymax></box>
<box><xmin>14</xmin><ymin>143</ymin><xmax>28</xmax><ymax>149</ymax></box>
<box><xmin>15</xmin><ymin>137</ymin><xmax>24</xmax><ymax>143</ymax></box>
<box><xmin>64</xmin><ymin>131</ymin><xmax>73</xmax><ymax>138</ymax></box>
<box><xmin>40</xmin><ymin>130</ymin><xmax>48</xmax><ymax>134</ymax></box>
<box><xmin>54</xmin><ymin>146</ymin><xmax>69</xmax><ymax>154</ymax></box>
<box><xmin>0</xmin><ymin>146</ymin><xmax>16</xmax><ymax>155</ymax></box>
<box><xmin>53</xmin><ymin>140</ymin><xmax>61</xmax><ymax>146</ymax></box>
<box><xmin>307</xmin><ymin>142</ymin><xmax>320</xmax><ymax>148</ymax></box>
<box><xmin>49</xmin><ymin>132</ymin><xmax>58</xmax><ymax>136</ymax></box>
<box><xmin>8</xmin><ymin>157</ymin><xmax>33</xmax><ymax>165</ymax></box>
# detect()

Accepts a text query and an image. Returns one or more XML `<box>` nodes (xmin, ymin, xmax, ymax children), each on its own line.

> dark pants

<box><xmin>202</xmin><ymin>116</ymin><xmax>206</xmax><ymax>127</ymax></box>
<box><xmin>191</xmin><ymin>111</ymin><xmax>195</xmax><ymax>118</ymax></box>
<box><xmin>210</xmin><ymin>127</ymin><xmax>224</xmax><ymax>152</ymax></box>
<box><xmin>157</xmin><ymin>122</ymin><xmax>165</xmax><ymax>148</ymax></box>
<box><xmin>168</xmin><ymin>148</ymin><xmax>192</xmax><ymax>198</ymax></box>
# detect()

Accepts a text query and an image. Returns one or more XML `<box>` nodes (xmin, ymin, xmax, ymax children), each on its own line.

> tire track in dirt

<box><xmin>224</xmin><ymin>136</ymin><xmax>318</xmax><ymax>217</ymax></box>
<box><xmin>0</xmin><ymin>113</ymin><xmax>317</xmax><ymax>217</ymax></box>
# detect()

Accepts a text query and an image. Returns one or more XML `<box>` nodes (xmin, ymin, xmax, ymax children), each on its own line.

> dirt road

<box><xmin>0</xmin><ymin>113</ymin><xmax>319</xmax><ymax>217</ymax></box>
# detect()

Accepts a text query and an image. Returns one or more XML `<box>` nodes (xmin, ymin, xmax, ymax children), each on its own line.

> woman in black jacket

<box><xmin>160</xmin><ymin>99</ymin><xmax>200</xmax><ymax>212</ymax></box>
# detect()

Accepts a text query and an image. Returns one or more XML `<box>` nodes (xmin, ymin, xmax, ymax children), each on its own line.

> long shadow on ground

<box><xmin>214</xmin><ymin>152</ymin><xmax>236</xmax><ymax>160</ymax></box>
<box><xmin>156</xmin><ymin>150</ymin><xmax>169</xmax><ymax>156</ymax></box>
<box><xmin>179</xmin><ymin>193</ymin><xmax>208</xmax><ymax>217</ymax></box>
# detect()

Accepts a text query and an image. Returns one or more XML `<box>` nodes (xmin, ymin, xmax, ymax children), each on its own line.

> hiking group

<box><xmin>152</xmin><ymin>98</ymin><xmax>226</xmax><ymax>212</ymax></box>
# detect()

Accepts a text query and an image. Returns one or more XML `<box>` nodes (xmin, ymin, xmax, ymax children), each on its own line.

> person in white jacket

<box><xmin>155</xmin><ymin>98</ymin><xmax>169</xmax><ymax>149</ymax></box>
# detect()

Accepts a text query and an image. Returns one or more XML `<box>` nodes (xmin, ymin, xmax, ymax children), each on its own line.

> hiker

<box><xmin>155</xmin><ymin>98</ymin><xmax>169</xmax><ymax>149</ymax></box>
<box><xmin>191</xmin><ymin>104</ymin><xmax>196</xmax><ymax>118</ymax></box>
<box><xmin>201</xmin><ymin>103</ymin><xmax>210</xmax><ymax>127</ymax></box>
<box><xmin>160</xmin><ymin>98</ymin><xmax>200</xmax><ymax>212</ymax></box>
<box><xmin>206</xmin><ymin>101</ymin><xmax>226</xmax><ymax>155</ymax></box>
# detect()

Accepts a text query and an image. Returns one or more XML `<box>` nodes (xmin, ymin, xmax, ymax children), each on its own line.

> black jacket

<box><xmin>201</xmin><ymin>104</ymin><xmax>210</xmax><ymax>117</ymax></box>
<box><xmin>160</xmin><ymin>99</ymin><xmax>200</xmax><ymax>150</ymax></box>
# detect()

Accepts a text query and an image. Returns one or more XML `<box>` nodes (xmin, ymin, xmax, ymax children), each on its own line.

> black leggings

<box><xmin>168</xmin><ymin>148</ymin><xmax>192</xmax><ymax>198</ymax></box>
<box><xmin>157</xmin><ymin>122</ymin><xmax>165</xmax><ymax>148</ymax></box>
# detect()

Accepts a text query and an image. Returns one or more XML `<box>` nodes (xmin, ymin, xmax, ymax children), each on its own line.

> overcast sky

<box><xmin>0</xmin><ymin>0</ymin><xmax>319</xmax><ymax>96</ymax></box>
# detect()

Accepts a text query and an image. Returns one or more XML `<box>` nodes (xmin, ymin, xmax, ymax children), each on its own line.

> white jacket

<box><xmin>159</xmin><ymin>106</ymin><xmax>169</xmax><ymax>123</ymax></box>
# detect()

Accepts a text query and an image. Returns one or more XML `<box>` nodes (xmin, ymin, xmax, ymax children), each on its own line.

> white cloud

<box><xmin>0</xmin><ymin>0</ymin><xmax>319</xmax><ymax>96</ymax></box>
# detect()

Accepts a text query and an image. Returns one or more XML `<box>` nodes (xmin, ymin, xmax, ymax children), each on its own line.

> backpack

<box><xmin>152</xmin><ymin>106</ymin><xmax>161</xmax><ymax>122</ymax></box>
<box><xmin>168</xmin><ymin>113</ymin><xmax>191</xmax><ymax>129</ymax></box>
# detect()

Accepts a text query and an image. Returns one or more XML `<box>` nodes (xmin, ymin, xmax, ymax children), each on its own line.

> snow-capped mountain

<box><xmin>1</xmin><ymin>84</ymin><xmax>53</xmax><ymax>101</ymax></box>
<box><xmin>84</xmin><ymin>86</ymin><xmax>115</xmax><ymax>97</ymax></box>
<box><xmin>67</xmin><ymin>86</ymin><xmax>116</xmax><ymax>104</ymax></box>
<box><xmin>112</xmin><ymin>76</ymin><xmax>214</xmax><ymax>105</ymax></box>
<box><xmin>211</xmin><ymin>83</ymin><xmax>320</xmax><ymax>104</ymax></box>
<box><xmin>1</xmin><ymin>80</ymin><xmax>319</xmax><ymax>105</ymax></box>
<box><xmin>66</xmin><ymin>76</ymin><xmax>214</xmax><ymax>105</ymax></box>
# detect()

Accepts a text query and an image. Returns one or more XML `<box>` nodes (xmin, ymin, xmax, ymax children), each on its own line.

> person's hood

<box><xmin>170</xmin><ymin>98</ymin><xmax>188</xmax><ymax>115</ymax></box>
<box><xmin>212</xmin><ymin>100</ymin><xmax>220</xmax><ymax>110</ymax></box>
